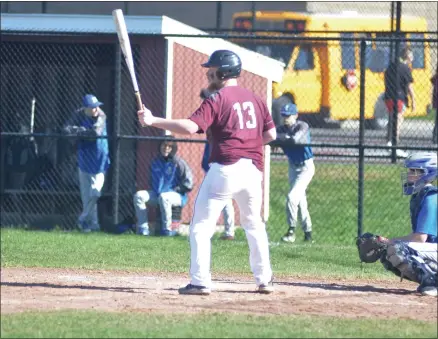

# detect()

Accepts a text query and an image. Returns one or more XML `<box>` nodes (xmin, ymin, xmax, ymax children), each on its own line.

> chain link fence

<box><xmin>1</xmin><ymin>29</ymin><xmax>437</xmax><ymax>244</ymax></box>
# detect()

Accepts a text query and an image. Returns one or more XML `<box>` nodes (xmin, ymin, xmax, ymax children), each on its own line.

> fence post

<box><xmin>216</xmin><ymin>2</ymin><xmax>222</xmax><ymax>30</ymax></box>
<box><xmin>112</xmin><ymin>43</ymin><xmax>122</xmax><ymax>226</ymax></box>
<box><xmin>389</xmin><ymin>1</ymin><xmax>395</xmax><ymax>62</ymax></box>
<box><xmin>391</xmin><ymin>1</ymin><xmax>402</xmax><ymax>163</ymax></box>
<box><xmin>358</xmin><ymin>39</ymin><xmax>367</xmax><ymax>238</ymax></box>
<box><xmin>251</xmin><ymin>2</ymin><xmax>256</xmax><ymax>31</ymax></box>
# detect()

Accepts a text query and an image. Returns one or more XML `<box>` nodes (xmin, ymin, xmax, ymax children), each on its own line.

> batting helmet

<box><xmin>202</xmin><ymin>50</ymin><xmax>242</xmax><ymax>80</ymax></box>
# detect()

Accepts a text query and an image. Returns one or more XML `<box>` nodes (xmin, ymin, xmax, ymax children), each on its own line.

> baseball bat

<box><xmin>112</xmin><ymin>9</ymin><xmax>143</xmax><ymax>110</ymax></box>
<box><xmin>30</xmin><ymin>97</ymin><xmax>38</xmax><ymax>155</ymax></box>
<box><xmin>30</xmin><ymin>97</ymin><xmax>36</xmax><ymax>134</ymax></box>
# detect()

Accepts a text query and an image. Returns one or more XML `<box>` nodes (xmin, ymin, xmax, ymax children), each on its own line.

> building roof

<box><xmin>1</xmin><ymin>13</ymin><xmax>284</xmax><ymax>82</ymax></box>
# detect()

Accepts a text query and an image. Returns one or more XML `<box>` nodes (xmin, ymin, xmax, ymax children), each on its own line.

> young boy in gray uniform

<box><xmin>64</xmin><ymin>94</ymin><xmax>110</xmax><ymax>232</ymax></box>
<box><xmin>274</xmin><ymin>103</ymin><xmax>315</xmax><ymax>243</ymax></box>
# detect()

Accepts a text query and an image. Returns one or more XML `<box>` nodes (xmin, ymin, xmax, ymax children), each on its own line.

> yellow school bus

<box><xmin>231</xmin><ymin>11</ymin><xmax>432</xmax><ymax>129</ymax></box>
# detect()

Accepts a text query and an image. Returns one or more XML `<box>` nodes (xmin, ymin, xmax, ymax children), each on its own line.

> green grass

<box><xmin>1</xmin><ymin>311</ymin><xmax>436</xmax><ymax>338</ymax></box>
<box><xmin>1</xmin><ymin>228</ymin><xmax>392</xmax><ymax>280</ymax></box>
<box><xmin>269</xmin><ymin>161</ymin><xmax>412</xmax><ymax>243</ymax></box>
<box><xmin>406</xmin><ymin>109</ymin><xmax>436</xmax><ymax>121</ymax></box>
<box><xmin>1</xmin><ymin>161</ymin><xmax>417</xmax><ymax>279</ymax></box>
<box><xmin>1</xmin><ymin>161</ymin><xmax>433</xmax><ymax>339</ymax></box>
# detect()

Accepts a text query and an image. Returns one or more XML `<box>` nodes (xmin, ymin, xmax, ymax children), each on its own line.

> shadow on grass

<box><xmin>1</xmin><ymin>281</ymin><xmax>150</xmax><ymax>293</ymax></box>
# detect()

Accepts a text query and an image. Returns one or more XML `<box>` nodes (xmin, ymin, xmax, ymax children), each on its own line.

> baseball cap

<box><xmin>82</xmin><ymin>94</ymin><xmax>103</xmax><ymax>108</ymax></box>
<box><xmin>280</xmin><ymin>103</ymin><xmax>298</xmax><ymax>116</ymax></box>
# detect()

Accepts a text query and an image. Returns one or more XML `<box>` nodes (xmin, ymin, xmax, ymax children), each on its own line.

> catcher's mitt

<box><xmin>356</xmin><ymin>232</ymin><xmax>389</xmax><ymax>263</ymax></box>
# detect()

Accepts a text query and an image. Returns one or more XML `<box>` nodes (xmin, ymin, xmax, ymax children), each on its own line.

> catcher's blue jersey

<box><xmin>410</xmin><ymin>186</ymin><xmax>437</xmax><ymax>243</ymax></box>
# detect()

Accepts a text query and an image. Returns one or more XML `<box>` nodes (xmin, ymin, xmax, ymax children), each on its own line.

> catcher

<box><xmin>357</xmin><ymin>152</ymin><xmax>437</xmax><ymax>296</ymax></box>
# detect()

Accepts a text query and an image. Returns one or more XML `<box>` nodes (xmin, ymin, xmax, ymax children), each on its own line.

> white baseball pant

<box><xmin>407</xmin><ymin>242</ymin><xmax>437</xmax><ymax>263</ymax></box>
<box><xmin>189</xmin><ymin>158</ymin><xmax>272</xmax><ymax>288</ymax></box>
<box><xmin>286</xmin><ymin>158</ymin><xmax>315</xmax><ymax>232</ymax></box>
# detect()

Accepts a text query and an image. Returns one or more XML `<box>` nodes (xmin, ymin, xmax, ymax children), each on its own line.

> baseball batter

<box><xmin>138</xmin><ymin>50</ymin><xmax>277</xmax><ymax>295</ymax></box>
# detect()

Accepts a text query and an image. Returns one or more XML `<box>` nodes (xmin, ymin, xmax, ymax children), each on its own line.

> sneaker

<box><xmin>78</xmin><ymin>221</ymin><xmax>91</xmax><ymax>233</ymax></box>
<box><xmin>281</xmin><ymin>231</ymin><xmax>296</xmax><ymax>243</ymax></box>
<box><xmin>304</xmin><ymin>231</ymin><xmax>314</xmax><ymax>243</ymax></box>
<box><xmin>257</xmin><ymin>279</ymin><xmax>274</xmax><ymax>294</ymax></box>
<box><xmin>160</xmin><ymin>229</ymin><xmax>178</xmax><ymax>237</ymax></box>
<box><xmin>137</xmin><ymin>228</ymin><xmax>150</xmax><ymax>236</ymax></box>
<box><xmin>178</xmin><ymin>283</ymin><xmax>211</xmax><ymax>295</ymax></box>
<box><xmin>220</xmin><ymin>234</ymin><xmax>235</xmax><ymax>240</ymax></box>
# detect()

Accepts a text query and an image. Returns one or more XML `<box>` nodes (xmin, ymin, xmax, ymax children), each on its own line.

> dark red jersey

<box><xmin>189</xmin><ymin>85</ymin><xmax>275</xmax><ymax>172</ymax></box>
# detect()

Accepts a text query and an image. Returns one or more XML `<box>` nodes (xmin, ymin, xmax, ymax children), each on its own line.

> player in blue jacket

<box><xmin>64</xmin><ymin>94</ymin><xmax>110</xmax><ymax>233</ymax></box>
<box><xmin>133</xmin><ymin>137</ymin><xmax>194</xmax><ymax>236</ymax></box>
<box><xmin>273</xmin><ymin>103</ymin><xmax>315</xmax><ymax>243</ymax></box>
<box><xmin>380</xmin><ymin>152</ymin><xmax>437</xmax><ymax>296</ymax></box>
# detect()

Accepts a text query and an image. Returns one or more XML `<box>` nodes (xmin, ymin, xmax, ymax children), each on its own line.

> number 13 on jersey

<box><xmin>233</xmin><ymin>101</ymin><xmax>257</xmax><ymax>129</ymax></box>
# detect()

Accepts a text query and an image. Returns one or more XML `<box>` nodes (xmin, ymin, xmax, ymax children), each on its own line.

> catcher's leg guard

<box><xmin>381</xmin><ymin>242</ymin><xmax>438</xmax><ymax>289</ymax></box>
<box><xmin>412</xmin><ymin>257</ymin><xmax>437</xmax><ymax>294</ymax></box>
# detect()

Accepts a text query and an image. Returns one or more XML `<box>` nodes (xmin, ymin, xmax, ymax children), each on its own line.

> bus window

<box><xmin>294</xmin><ymin>45</ymin><xmax>314</xmax><ymax>71</ymax></box>
<box><xmin>356</xmin><ymin>33</ymin><xmax>373</xmax><ymax>69</ymax></box>
<box><xmin>240</xmin><ymin>42</ymin><xmax>295</xmax><ymax>67</ymax></box>
<box><xmin>254</xmin><ymin>20</ymin><xmax>285</xmax><ymax>30</ymax></box>
<box><xmin>255</xmin><ymin>45</ymin><xmax>272</xmax><ymax>57</ymax></box>
<box><xmin>371</xmin><ymin>33</ymin><xmax>392</xmax><ymax>72</ymax></box>
<box><xmin>340</xmin><ymin>33</ymin><xmax>356</xmax><ymax>69</ymax></box>
<box><xmin>410</xmin><ymin>34</ymin><xmax>425</xmax><ymax>69</ymax></box>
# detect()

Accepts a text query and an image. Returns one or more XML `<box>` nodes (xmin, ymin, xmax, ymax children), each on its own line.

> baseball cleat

<box><xmin>304</xmin><ymin>231</ymin><xmax>314</xmax><ymax>243</ymax></box>
<box><xmin>178</xmin><ymin>284</ymin><xmax>211</xmax><ymax>295</ymax></box>
<box><xmin>281</xmin><ymin>232</ymin><xmax>296</xmax><ymax>243</ymax></box>
<box><xmin>257</xmin><ymin>279</ymin><xmax>274</xmax><ymax>294</ymax></box>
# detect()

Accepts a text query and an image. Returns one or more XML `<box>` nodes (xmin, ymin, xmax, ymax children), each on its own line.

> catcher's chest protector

<box><xmin>410</xmin><ymin>187</ymin><xmax>438</xmax><ymax>231</ymax></box>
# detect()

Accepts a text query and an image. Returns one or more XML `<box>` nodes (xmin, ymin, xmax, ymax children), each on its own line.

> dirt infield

<box><xmin>1</xmin><ymin>267</ymin><xmax>437</xmax><ymax>321</ymax></box>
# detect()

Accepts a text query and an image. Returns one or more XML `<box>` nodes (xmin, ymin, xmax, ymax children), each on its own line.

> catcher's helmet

<box><xmin>202</xmin><ymin>50</ymin><xmax>242</xmax><ymax>80</ymax></box>
<box><xmin>402</xmin><ymin>152</ymin><xmax>437</xmax><ymax>195</ymax></box>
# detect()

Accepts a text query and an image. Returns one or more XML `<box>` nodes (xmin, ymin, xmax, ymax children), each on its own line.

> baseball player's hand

<box><xmin>138</xmin><ymin>105</ymin><xmax>154</xmax><ymax>127</ymax></box>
